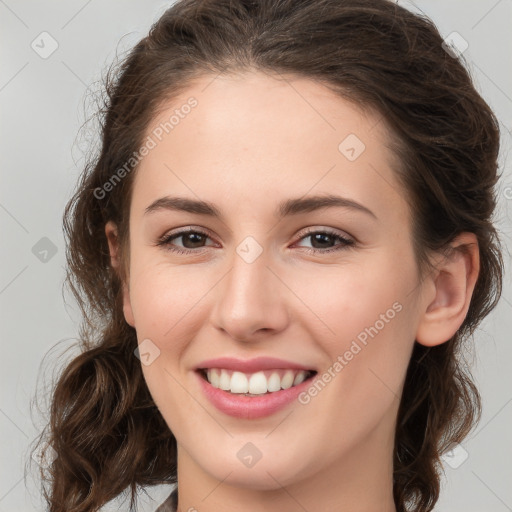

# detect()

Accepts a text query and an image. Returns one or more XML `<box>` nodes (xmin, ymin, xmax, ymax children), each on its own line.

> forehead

<box><xmin>131</xmin><ymin>71</ymin><xmax>408</xmax><ymax>224</ymax></box>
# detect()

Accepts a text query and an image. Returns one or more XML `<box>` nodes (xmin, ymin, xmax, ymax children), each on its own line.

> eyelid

<box><xmin>156</xmin><ymin>225</ymin><xmax>218</xmax><ymax>246</ymax></box>
<box><xmin>158</xmin><ymin>225</ymin><xmax>354</xmax><ymax>245</ymax></box>
<box><xmin>156</xmin><ymin>224</ymin><xmax>356</xmax><ymax>255</ymax></box>
<box><xmin>294</xmin><ymin>226</ymin><xmax>354</xmax><ymax>243</ymax></box>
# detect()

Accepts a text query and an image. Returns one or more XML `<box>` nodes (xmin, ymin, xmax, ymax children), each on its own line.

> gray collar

<box><xmin>154</xmin><ymin>487</ymin><xmax>178</xmax><ymax>512</ymax></box>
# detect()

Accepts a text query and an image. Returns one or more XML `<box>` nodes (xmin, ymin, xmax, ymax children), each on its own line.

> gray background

<box><xmin>1</xmin><ymin>1</ymin><xmax>511</xmax><ymax>511</ymax></box>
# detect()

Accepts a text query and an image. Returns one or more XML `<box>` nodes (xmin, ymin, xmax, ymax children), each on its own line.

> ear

<box><xmin>415</xmin><ymin>232</ymin><xmax>480</xmax><ymax>347</ymax></box>
<box><xmin>105</xmin><ymin>220</ymin><xmax>135</xmax><ymax>327</ymax></box>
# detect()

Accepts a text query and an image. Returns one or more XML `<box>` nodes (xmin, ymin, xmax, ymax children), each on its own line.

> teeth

<box><xmin>209</xmin><ymin>368</ymin><xmax>220</xmax><ymax>388</ymax></box>
<box><xmin>204</xmin><ymin>368</ymin><xmax>312</xmax><ymax>395</ymax></box>
<box><xmin>281</xmin><ymin>370</ymin><xmax>294</xmax><ymax>389</ymax></box>
<box><xmin>293</xmin><ymin>371</ymin><xmax>307</xmax><ymax>386</ymax></box>
<box><xmin>267</xmin><ymin>372</ymin><xmax>281</xmax><ymax>392</ymax></box>
<box><xmin>219</xmin><ymin>369</ymin><xmax>230</xmax><ymax>391</ymax></box>
<box><xmin>231</xmin><ymin>371</ymin><xmax>249</xmax><ymax>393</ymax></box>
<box><xmin>248</xmin><ymin>372</ymin><xmax>267</xmax><ymax>394</ymax></box>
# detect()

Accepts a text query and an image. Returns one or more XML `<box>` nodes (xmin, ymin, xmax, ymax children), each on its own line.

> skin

<box><xmin>105</xmin><ymin>70</ymin><xmax>479</xmax><ymax>512</ymax></box>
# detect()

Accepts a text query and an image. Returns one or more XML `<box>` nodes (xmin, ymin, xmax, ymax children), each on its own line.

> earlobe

<box><xmin>415</xmin><ymin>233</ymin><xmax>480</xmax><ymax>347</ymax></box>
<box><xmin>105</xmin><ymin>221</ymin><xmax>135</xmax><ymax>328</ymax></box>
<box><xmin>121</xmin><ymin>285</ymin><xmax>136</xmax><ymax>328</ymax></box>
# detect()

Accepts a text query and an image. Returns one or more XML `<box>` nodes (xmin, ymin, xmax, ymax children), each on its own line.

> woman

<box><xmin>33</xmin><ymin>0</ymin><xmax>504</xmax><ymax>511</ymax></box>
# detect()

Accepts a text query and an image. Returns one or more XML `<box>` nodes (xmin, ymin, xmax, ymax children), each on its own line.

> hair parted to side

<box><xmin>30</xmin><ymin>1</ymin><xmax>503</xmax><ymax>511</ymax></box>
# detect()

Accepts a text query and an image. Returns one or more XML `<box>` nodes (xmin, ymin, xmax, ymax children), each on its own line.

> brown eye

<box><xmin>157</xmin><ymin>228</ymin><xmax>215</xmax><ymax>254</ymax></box>
<box><xmin>295</xmin><ymin>229</ymin><xmax>355</xmax><ymax>254</ymax></box>
<box><xmin>176</xmin><ymin>232</ymin><xmax>208</xmax><ymax>249</ymax></box>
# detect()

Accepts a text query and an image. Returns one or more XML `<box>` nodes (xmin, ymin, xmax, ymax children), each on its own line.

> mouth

<box><xmin>196</xmin><ymin>368</ymin><xmax>318</xmax><ymax>397</ymax></box>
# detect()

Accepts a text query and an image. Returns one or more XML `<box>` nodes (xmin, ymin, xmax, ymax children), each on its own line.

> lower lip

<box><xmin>195</xmin><ymin>370</ymin><xmax>316</xmax><ymax>420</ymax></box>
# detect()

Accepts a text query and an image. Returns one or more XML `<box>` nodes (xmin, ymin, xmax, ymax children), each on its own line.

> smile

<box><xmin>195</xmin><ymin>367</ymin><xmax>318</xmax><ymax>419</ymax></box>
<box><xmin>198</xmin><ymin>368</ymin><xmax>316</xmax><ymax>396</ymax></box>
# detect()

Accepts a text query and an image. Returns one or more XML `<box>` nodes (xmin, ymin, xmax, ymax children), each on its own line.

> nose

<box><xmin>210</xmin><ymin>246</ymin><xmax>290</xmax><ymax>343</ymax></box>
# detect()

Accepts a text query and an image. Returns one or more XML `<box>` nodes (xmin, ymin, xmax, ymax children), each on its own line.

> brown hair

<box><xmin>30</xmin><ymin>0</ymin><xmax>504</xmax><ymax>511</ymax></box>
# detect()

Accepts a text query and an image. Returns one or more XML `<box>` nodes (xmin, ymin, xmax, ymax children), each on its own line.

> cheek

<box><xmin>289</xmin><ymin>255</ymin><xmax>412</xmax><ymax>344</ymax></box>
<box><xmin>128</xmin><ymin>260</ymin><xmax>213</xmax><ymax>339</ymax></box>
<box><xmin>128</xmin><ymin>264</ymin><xmax>209</xmax><ymax>423</ymax></box>
<box><xmin>289</xmin><ymin>266</ymin><xmax>416</xmax><ymax>463</ymax></box>
<box><xmin>292</xmin><ymin>252</ymin><xmax>417</xmax><ymax>402</ymax></box>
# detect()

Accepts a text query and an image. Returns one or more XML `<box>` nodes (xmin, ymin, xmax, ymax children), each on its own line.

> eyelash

<box><xmin>156</xmin><ymin>227</ymin><xmax>355</xmax><ymax>255</ymax></box>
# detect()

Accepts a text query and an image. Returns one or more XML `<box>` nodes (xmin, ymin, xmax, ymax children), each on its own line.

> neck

<box><xmin>175</xmin><ymin>412</ymin><xmax>398</xmax><ymax>512</ymax></box>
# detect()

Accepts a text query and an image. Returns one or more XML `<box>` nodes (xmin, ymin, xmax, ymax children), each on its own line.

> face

<box><xmin>113</xmin><ymin>71</ymin><xmax>429</xmax><ymax>492</ymax></box>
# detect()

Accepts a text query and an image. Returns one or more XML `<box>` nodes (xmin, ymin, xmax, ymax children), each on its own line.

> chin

<box><xmin>210</xmin><ymin>466</ymin><xmax>295</xmax><ymax>491</ymax></box>
<box><xmin>198</xmin><ymin>449</ymin><xmax>308</xmax><ymax>491</ymax></box>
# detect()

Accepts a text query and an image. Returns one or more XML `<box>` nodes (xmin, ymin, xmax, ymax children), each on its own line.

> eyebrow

<box><xmin>144</xmin><ymin>194</ymin><xmax>377</xmax><ymax>220</ymax></box>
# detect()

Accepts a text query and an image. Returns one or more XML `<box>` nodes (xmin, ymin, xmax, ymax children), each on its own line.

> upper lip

<box><xmin>195</xmin><ymin>357</ymin><xmax>316</xmax><ymax>374</ymax></box>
